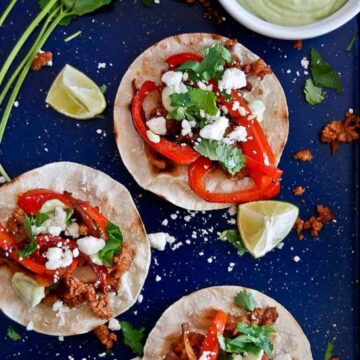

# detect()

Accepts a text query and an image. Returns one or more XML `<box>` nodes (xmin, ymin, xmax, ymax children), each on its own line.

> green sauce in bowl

<box><xmin>237</xmin><ymin>0</ymin><xmax>348</xmax><ymax>26</ymax></box>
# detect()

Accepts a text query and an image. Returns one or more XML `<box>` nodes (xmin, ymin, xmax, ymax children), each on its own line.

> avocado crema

<box><xmin>12</xmin><ymin>272</ymin><xmax>45</xmax><ymax>308</ymax></box>
<box><xmin>237</xmin><ymin>0</ymin><xmax>348</xmax><ymax>26</ymax></box>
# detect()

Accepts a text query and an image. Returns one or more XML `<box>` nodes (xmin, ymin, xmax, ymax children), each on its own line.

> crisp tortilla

<box><xmin>114</xmin><ymin>33</ymin><xmax>289</xmax><ymax>211</ymax></box>
<box><xmin>143</xmin><ymin>286</ymin><xmax>312</xmax><ymax>360</ymax></box>
<box><xmin>0</xmin><ymin>162</ymin><xmax>151</xmax><ymax>336</ymax></box>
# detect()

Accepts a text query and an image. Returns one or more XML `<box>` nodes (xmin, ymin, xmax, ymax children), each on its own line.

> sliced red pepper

<box><xmin>166</xmin><ymin>52</ymin><xmax>203</xmax><ymax>68</ymax></box>
<box><xmin>18</xmin><ymin>189</ymin><xmax>72</xmax><ymax>216</ymax></box>
<box><xmin>200</xmin><ymin>310</ymin><xmax>228</xmax><ymax>360</ymax></box>
<box><xmin>88</xmin><ymin>261</ymin><xmax>108</xmax><ymax>294</ymax></box>
<box><xmin>78</xmin><ymin>200</ymin><xmax>108</xmax><ymax>231</ymax></box>
<box><xmin>132</xmin><ymin>80</ymin><xmax>200</xmax><ymax>165</ymax></box>
<box><xmin>245</xmin><ymin>156</ymin><xmax>282</xmax><ymax>178</ymax></box>
<box><xmin>262</xmin><ymin>353</ymin><xmax>268</xmax><ymax>360</ymax></box>
<box><xmin>188</xmin><ymin>157</ymin><xmax>280</xmax><ymax>203</ymax></box>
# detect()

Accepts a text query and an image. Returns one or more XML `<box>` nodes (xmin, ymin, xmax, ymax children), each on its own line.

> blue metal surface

<box><xmin>0</xmin><ymin>1</ymin><xmax>359</xmax><ymax>359</ymax></box>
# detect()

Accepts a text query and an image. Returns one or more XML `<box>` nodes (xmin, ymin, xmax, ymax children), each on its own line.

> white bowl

<box><xmin>218</xmin><ymin>0</ymin><xmax>360</xmax><ymax>40</ymax></box>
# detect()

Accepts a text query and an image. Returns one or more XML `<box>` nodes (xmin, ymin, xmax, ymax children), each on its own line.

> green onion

<box><xmin>346</xmin><ymin>32</ymin><xmax>358</xmax><ymax>52</ymax></box>
<box><xmin>0</xmin><ymin>164</ymin><xmax>11</xmax><ymax>182</ymax></box>
<box><xmin>0</xmin><ymin>0</ymin><xmax>18</xmax><ymax>27</ymax></box>
<box><xmin>64</xmin><ymin>30</ymin><xmax>82</xmax><ymax>42</ymax></box>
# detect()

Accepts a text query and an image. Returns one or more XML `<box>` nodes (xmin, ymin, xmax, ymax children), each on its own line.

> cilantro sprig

<box><xmin>195</xmin><ymin>139</ymin><xmax>246</xmax><ymax>175</ymax></box>
<box><xmin>169</xmin><ymin>87</ymin><xmax>218</xmax><ymax>121</ymax></box>
<box><xmin>98</xmin><ymin>221</ymin><xmax>123</xmax><ymax>266</ymax></box>
<box><xmin>218</xmin><ymin>230</ymin><xmax>247</xmax><ymax>257</ymax></box>
<box><xmin>0</xmin><ymin>0</ymin><xmax>113</xmax><ymax>142</ymax></box>
<box><xmin>17</xmin><ymin>215</ymin><xmax>37</xmax><ymax>258</ymax></box>
<box><xmin>323</xmin><ymin>341</ymin><xmax>335</xmax><ymax>360</ymax></box>
<box><xmin>177</xmin><ymin>44</ymin><xmax>232</xmax><ymax>81</ymax></box>
<box><xmin>234</xmin><ymin>290</ymin><xmax>257</xmax><ymax>311</ymax></box>
<box><xmin>218</xmin><ymin>322</ymin><xmax>275</xmax><ymax>356</ymax></box>
<box><xmin>119</xmin><ymin>321</ymin><xmax>146</xmax><ymax>355</ymax></box>
<box><xmin>304</xmin><ymin>79</ymin><xmax>326</xmax><ymax>106</ymax></box>
<box><xmin>6</xmin><ymin>325</ymin><xmax>21</xmax><ymax>341</ymax></box>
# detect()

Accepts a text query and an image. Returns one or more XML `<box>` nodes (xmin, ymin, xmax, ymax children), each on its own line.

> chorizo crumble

<box><xmin>294</xmin><ymin>205</ymin><xmax>334</xmax><ymax>240</ymax></box>
<box><xmin>94</xmin><ymin>325</ymin><xmax>117</xmax><ymax>350</ymax></box>
<box><xmin>293</xmin><ymin>40</ymin><xmax>303</xmax><ymax>50</ymax></box>
<box><xmin>31</xmin><ymin>51</ymin><xmax>52</xmax><ymax>71</ymax></box>
<box><xmin>293</xmin><ymin>149</ymin><xmax>313</xmax><ymax>162</ymax></box>
<box><xmin>321</xmin><ymin>110</ymin><xmax>360</xmax><ymax>154</ymax></box>
<box><xmin>293</xmin><ymin>186</ymin><xmax>305</xmax><ymax>196</ymax></box>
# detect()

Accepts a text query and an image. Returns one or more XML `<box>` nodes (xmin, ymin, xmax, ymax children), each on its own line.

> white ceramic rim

<box><xmin>218</xmin><ymin>0</ymin><xmax>360</xmax><ymax>40</ymax></box>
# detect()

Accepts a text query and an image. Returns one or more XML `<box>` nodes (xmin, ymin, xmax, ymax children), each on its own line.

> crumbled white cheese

<box><xmin>65</xmin><ymin>222</ymin><xmax>80</xmax><ymax>238</ymax></box>
<box><xmin>248</xmin><ymin>100</ymin><xmax>266</xmax><ymax>123</ymax></box>
<box><xmin>199</xmin><ymin>351</ymin><xmax>216</xmax><ymax>360</ymax></box>
<box><xmin>32</xmin><ymin>205</ymin><xmax>68</xmax><ymax>236</ymax></box>
<box><xmin>238</xmin><ymin>106</ymin><xmax>248</xmax><ymax>116</ymax></box>
<box><xmin>148</xmin><ymin>232</ymin><xmax>176</xmax><ymax>251</ymax></box>
<box><xmin>161</xmin><ymin>71</ymin><xmax>187</xmax><ymax>94</ymax></box>
<box><xmin>181</xmin><ymin>119</ymin><xmax>195</xmax><ymax>136</ymax></box>
<box><xmin>146</xmin><ymin>130</ymin><xmax>160</xmax><ymax>143</ymax></box>
<box><xmin>45</xmin><ymin>247</ymin><xmax>73</xmax><ymax>270</ymax></box>
<box><xmin>147</xmin><ymin>116</ymin><xmax>167</xmax><ymax>135</ymax></box>
<box><xmin>0</xmin><ymin>176</ymin><xmax>6</xmax><ymax>184</ymax></box>
<box><xmin>26</xmin><ymin>321</ymin><xmax>34</xmax><ymax>331</ymax></box>
<box><xmin>301</xmin><ymin>57</ymin><xmax>309</xmax><ymax>70</ymax></box>
<box><xmin>200</xmin><ymin>116</ymin><xmax>229</xmax><ymax>141</ymax></box>
<box><xmin>108</xmin><ymin>318</ymin><xmax>121</xmax><ymax>331</ymax></box>
<box><xmin>76</xmin><ymin>236</ymin><xmax>105</xmax><ymax>256</ymax></box>
<box><xmin>223</xmin><ymin>126</ymin><xmax>247</xmax><ymax>145</ymax></box>
<box><xmin>197</xmin><ymin>81</ymin><xmax>213</xmax><ymax>91</ymax></box>
<box><xmin>294</xmin><ymin>256</ymin><xmax>301</xmax><ymax>263</ymax></box>
<box><xmin>52</xmin><ymin>300</ymin><xmax>71</xmax><ymax>326</ymax></box>
<box><xmin>218</xmin><ymin>68</ymin><xmax>247</xmax><ymax>93</ymax></box>
<box><xmin>232</xmin><ymin>101</ymin><xmax>240</xmax><ymax>111</ymax></box>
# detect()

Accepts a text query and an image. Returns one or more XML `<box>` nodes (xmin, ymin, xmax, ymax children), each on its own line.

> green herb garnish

<box><xmin>0</xmin><ymin>0</ymin><xmax>18</xmax><ymax>27</ymax></box>
<box><xmin>195</xmin><ymin>139</ymin><xmax>246</xmax><ymax>175</ymax></box>
<box><xmin>35</xmin><ymin>212</ymin><xmax>50</xmax><ymax>226</ymax></box>
<box><xmin>65</xmin><ymin>208</ymin><xmax>74</xmax><ymax>226</ymax></box>
<box><xmin>218</xmin><ymin>322</ymin><xmax>275</xmax><ymax>356</ymax></box>
<box><xmin>169</xmin><ymin>87</ymin><xmax>218</xmax><ymax>121</ymax></box>
<box><xmin>64</xmin><ymin>30</ymin><xmax>81</xmax><ymax>42</ymax></box>
<box><xmin>178</xmin><ymin>44</ymin><xmax>232</xmax><ymax>81</ymax></box>
<box><xmin>324</xmin><ymin>341</ymin><xmax>335</xmax><ymax>360</ymax></box>
<box><xmin>6</xmin><ymin>325</ymin><xmax>21</xmax><ymax>341</ymax></box>
<box><xmin>99</xmin><ymin>84</ymin><xmax>107</xmax><ymax>94</ymax></box>
<box><xmin>234</xmin><ymin>290</ymin><xmax>257</xmax><ymax>311</ymax></box>
<box><xmin>0</xmin><ymin>163</ymin><xmax>11</xmax><ymax>182</ymax></box>
<box><xmin>0</xmin><ymin>0</ymin><xmax>113</xmax><ymax>142</ymax></box>
<box><xmin>304</xmin><ymin>79</ymin><xmax>326</xmax><ymax>106</ymax></box>
<box><xmin>98</xmin><ymin>221</ymin><xmax>123</xmax><ymax>266</ymax></box>
<box><xmin>310</xmin><ymin>48</ymin><xmax>343</xmax><ymax>94</ymax></box>
<box><xmin>119</xmin><ymin>321</ymin><xmax>146</xmax><ymax>355</ymax></box>
<box><xmin>346</xmin><ymin>32</ymin><xmax>358</xmax><ymax>52</ymax></box>
<box><xmin>17</xmin><ymin>215</ymin><xmax>37</xmax><ymax>258</ymax></box>
<box><xmin>218</xmin><ymin>229</ymin><xmax>247</xmax><ymax>257</ymax></box>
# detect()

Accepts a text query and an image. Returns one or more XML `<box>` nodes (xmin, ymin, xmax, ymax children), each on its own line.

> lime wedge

<box><xmin>46</xmin><ymin>64</ymin><xmax>106</xmax><ymax>119</ymax></box>
<box><xmin>237</xmin><ymin>201</ymin><xmax>299</xmax><ymax>258</ymax></box>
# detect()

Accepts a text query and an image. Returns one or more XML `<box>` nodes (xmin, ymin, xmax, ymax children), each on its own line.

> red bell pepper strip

<box><xmin>245</xmin><ymin>156</ymin><xmax>282</xmax><ymax>178</ymax></box>
<box><xmin>166</xmin><ymin>52</ymin><xmax>203</xmax><ymax>68</ymax></box>
<box><xmin>18</xmin><ymin>189</ymin><xmax>73</xmax><ymax>216</ymax></box>
<box><xmin>78</xmin><ymin>200</ymin><xmax>108</xmax><ymax>231</ymax></box>
<box><xmin>132</xmin><ymin>81</ymin><xmax>200</xmax><ymax>165</ymax></box>
<box><xmin>200</xmin><ymin>310</ymin><xmax>228</xmax><ymax>360</ymax></box>
<box><xmin>188</xmin><ymin>157</ymin><xmax>280</xmax><ymax>203</ymax></box>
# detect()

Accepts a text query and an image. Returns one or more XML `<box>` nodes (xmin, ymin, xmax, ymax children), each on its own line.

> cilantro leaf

<box><xmin>178</xmin><ymin>44</ymin><xmax>232</xmax><ymax>81</ymax></box>
<box><xmin>35</xmin><ymin>212</ymin><xmax>50</xmax><ymax>226</ymax></box>
<box><xmin>234</xmin><ymin>290</ymin><xmax>257</xmax><ymax>311</ymax></box>
<box><xmin>98</xmin><ymin>221</ymin><xmax>123</xmax><ymax>267</ymax></box>
<box><xmin>218</xmin><ymin>230</ymin><xmax>247</xmax><ymax>257</ymax></box>
<box><xmin>119</xmin><ymin>321</ymin><xmax>146</xmax><ymax>355</ymax></box>
<box><xmin>65</xmin><ymin>209</ymin><xmax>74</xmax><ymax>226</ymax></box>
<box><xmin>7</xmin><ymin>325</ymin><xmax>21</xmax><ymax>341</ymax></box>
<box><xmin>324</xmin><ymin>342</ymin><xmax>334</xmax><ymax>360</ymax></box>
<box><xmin>169</xmin><ymin>88</ymin><xmax>218</xmax><ymax>121</ymax></box>
<box><xmin>218</xmin><ymin>322</ymin><xmax>275</xmax><ymax>356</ymax></box>
<box><xmin>310</xmin><ymin>48</ymin><xmax>343</xmax><ymax>94</ymax></box>
<box><xmin>346</xmin><ymin>32</ymin><xmax>358</xmax><ymax>52</ymax></box>
<box><xmin>195</xmin><ymin>139</ymin><xmax>245</xmax><ymax>175</ymax></box>
<box><xmin>304</xmin><ymin>79</ymin><xmax>326</xmax><ymax>105</ymax></box>
<box><xmin>17</xmin><ymin>215</ymin><xmax>37</xmax><ymax>258</ymax></box>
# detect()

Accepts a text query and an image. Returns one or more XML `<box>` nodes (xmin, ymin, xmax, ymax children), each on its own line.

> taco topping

<box><xmin>0</xmin><ymin>188</ymin><xmax>133</xmax><ymax>320</ymax></box>
<box><xmin>131</xmin><ymin>41</ymin><xmax>283</xmax><ymax>203</ymax></box>
<box><xmin>164</xmin><ymin>291</ymin><xmax>279</xmax><ymax>360</ymax></box>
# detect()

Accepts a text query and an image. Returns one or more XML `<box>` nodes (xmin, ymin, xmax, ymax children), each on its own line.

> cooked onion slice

<box><xmin>182</xmin><ymin>323</ymin><xmax>198</xmax><ymax>360</ymax></box>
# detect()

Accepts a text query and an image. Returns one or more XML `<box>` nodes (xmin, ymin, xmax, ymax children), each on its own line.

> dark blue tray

<box><xmin>0</xmin><ymin>1</ymin><xmax>359</xmax><ymax>359</ymax></box>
